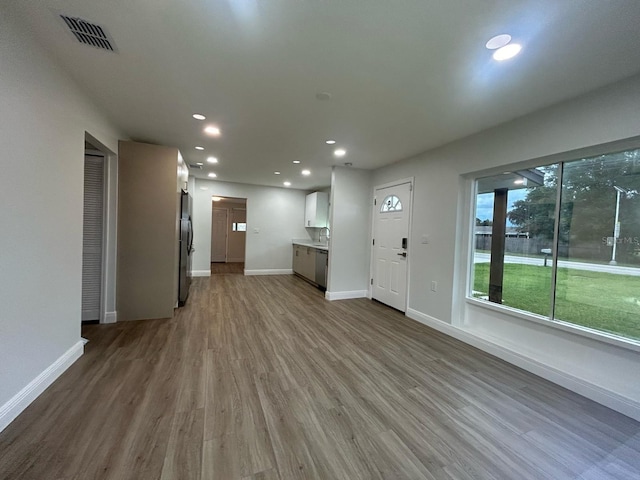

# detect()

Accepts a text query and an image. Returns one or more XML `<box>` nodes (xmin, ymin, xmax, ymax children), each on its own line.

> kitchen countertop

<box><xmin>292</xmin><ymin>239</ymin><xmax>329</xmax><ymax>252</ymax></box>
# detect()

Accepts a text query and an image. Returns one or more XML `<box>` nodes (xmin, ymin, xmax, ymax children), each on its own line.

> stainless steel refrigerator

<box><xmin>178</xmin><ymin>190</ymin><xmax>193</xmax><ymax>306</ymax></box>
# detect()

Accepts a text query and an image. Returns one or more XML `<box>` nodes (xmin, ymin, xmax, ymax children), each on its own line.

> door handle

<box><xmin>397</xmin><ymin>252</ymin><xmax>407</xmax><ymax>257</ymax></box>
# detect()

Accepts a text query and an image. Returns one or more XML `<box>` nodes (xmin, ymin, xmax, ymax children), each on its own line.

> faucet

<box><xmin>319</xmin><ymin>227</ymin><xmax>330</xmax><ymax>244</ymax></box>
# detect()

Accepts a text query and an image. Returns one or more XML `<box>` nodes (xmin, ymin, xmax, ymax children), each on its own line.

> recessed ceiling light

<box><xmin>192</xmin><ymin>113</ymin><xmax>206</xmax><ymax>120</ymax></box>
<box><xmin>485</xmin><ymin>34</ymin><xmax>512</xmax><ymax>50</ymax></box>
<box><xmin>514</xmin><ymin>179</ymin><xmax>525</xmax><ymax>185</ymax></box>
<box><xmin>195</xmin><ymin>146</ymin><xmax>204</xmax><ymax>150</ymax></box>
<box><xmin>283</xmin><ymin>181</ymin><xmax>291</xmax><ymax>187</ymax></box>
<box><xmin>325</xmin><ymin>140</ymin><xmax>336</xmax><ymax>145</ymax></box>
<box><xmin>200</xmin><ymin>187</ymin><xmax>208</xmax><ymax>190</ymax></box>
<box><xmin>301</xmin><ymin>169</ymin><xmax>311</xmax><ymax>176</ymax></box>
<box><xmin>274</xmin><ymin>171</ymin><xmax>281</xmax><ymax>175</ymax></box>
<box><xmin>315</xmin><ymin>92</ymin><xmax>332</xmax><ymax>101</ymax></box>
<box><xmin>212</xmin><ymin>196</ymin><xmax>223</xmax><ymax>202</ymax></box>
<box><xmin>334</xmin><ymin>149</ymin><xmax>346</xmax><ymax>157</ymax></box>
<box><xmin>204</xmin><ymin>125</ymin><xmax>221</xmax><ymax>136</ymax></box>
<box><xmin>493</xmin><ymin>43</ymin><xmax>522</xmax><ymax>61</ymax></box>
<box><xmin>207</xmin><ymin>156</ymin><xmax>218</xmax><ymax>164</ymax></box>
<box><xmin>208</xmin><ymin>172</ymin><xmax>217</xmax><ymax>178</ymax></box>
<box><xmin>196</xmin><ymin>162</ymin><xmax>204</xmax><ymax>166</ymax></box>
<box><xmin>293</xmin><ymin>160</ymin><xmax>301</xmax><ymax>164</ymax></box>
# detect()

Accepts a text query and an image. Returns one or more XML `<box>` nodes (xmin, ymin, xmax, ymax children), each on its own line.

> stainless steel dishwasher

<box><xmin>315</xmin><ymin>250</ymin><xmax>328</xmax><ymax>289</ymax></box>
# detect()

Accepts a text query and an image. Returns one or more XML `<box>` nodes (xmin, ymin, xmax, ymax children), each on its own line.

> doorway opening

<box><xmin>211</xmin><ymin>196</ymin><xmax>247</xmax><ymax>274</ymax></box>
<box><xmin>82</xmin><ymin>134</ymin><xmax>117</xmax><ymax>324</ymax></box>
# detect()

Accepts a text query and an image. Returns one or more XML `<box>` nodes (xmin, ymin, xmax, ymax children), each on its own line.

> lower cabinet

<box><xmin>292</xmin><ymin>245</ymin><xmax>303</xmax><ymax>275</ymax></box>
<box><xmin>292</xmin><ymin>245</ymin><xmax>317</xmax><ymax>282</ymax></box>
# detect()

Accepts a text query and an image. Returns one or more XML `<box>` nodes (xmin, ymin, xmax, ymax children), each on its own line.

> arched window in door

<box><xmin>380</xmin><ymin>194</ymin><xmax>402</xmax><ymax>212</ymax></box>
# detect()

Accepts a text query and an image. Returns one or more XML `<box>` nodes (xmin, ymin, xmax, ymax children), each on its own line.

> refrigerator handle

<box><xmin>188</xmin><ymin>218</ymin><xmax>194</xmax><ymax>253</ymax></box>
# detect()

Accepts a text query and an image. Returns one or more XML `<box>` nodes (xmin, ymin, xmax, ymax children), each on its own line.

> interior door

<box><xmin>228</xmin><ymin>207</ymin><xmax>246</xmax><ymax>262</ymax></box>
<box><xmin>211</xmin><ymin>208</ymin><xmax>228</xmax><ymax>262</ymax></box>
<box><xmin>372</xmin><ymin>182</ymin><xmax>411</xmax><ymax>311</ymax></box>
<box><xmin>82</xmin><ymin>153</ymin><xmax>104</xmax><ymax>321</ymax></box>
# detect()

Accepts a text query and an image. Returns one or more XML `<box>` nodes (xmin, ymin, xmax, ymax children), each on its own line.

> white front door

<box><xmin>372</xmin><ymin>182</ymin><xmax>411</xmax><ymax>311</ymax></box>
<box><xmin>211</xmin><ymin>208</ymin><xmax>228</xmax><ymax>262</ymax></box>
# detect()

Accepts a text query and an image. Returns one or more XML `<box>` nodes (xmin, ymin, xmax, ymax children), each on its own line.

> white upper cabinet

<box><xmin>305</xmin><ymin>192</ymin><xmax>329</xmax><ymax>227</ymax></box>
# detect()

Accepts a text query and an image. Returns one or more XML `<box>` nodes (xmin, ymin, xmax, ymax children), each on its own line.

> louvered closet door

<box><xmin>82</xmin><ymin>155</ymin><xmax>104</xmax><ymax>321</ymax></box>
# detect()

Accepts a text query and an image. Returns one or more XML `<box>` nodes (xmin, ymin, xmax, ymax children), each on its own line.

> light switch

<box><xmin>253</xmin><ymin>228</ymin><xmax>260</xmax><ymax>234</ymax></box>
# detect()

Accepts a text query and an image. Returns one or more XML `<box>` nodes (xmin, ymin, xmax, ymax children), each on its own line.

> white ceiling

<box><xmin>13</xmin><ymin>0</ymin><xmax>640</xmax><ymax>190</ymax></box>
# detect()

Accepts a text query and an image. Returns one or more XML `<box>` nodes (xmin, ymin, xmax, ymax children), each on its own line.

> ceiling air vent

<box><xmin>59</xmin><ymin>15</ymin><xmax>116</xmax><ymax>52</ymax></box>
<box><xmin>189</xmin><ymin>164</ymin><xmax>203</xmax><ymax>170</ymax></box>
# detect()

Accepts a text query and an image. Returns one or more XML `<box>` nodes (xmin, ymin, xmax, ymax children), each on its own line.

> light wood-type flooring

<box><xmin>1</xmin><ymin>273</ymin><xmax>639</xmax><ymax>479</ymax></box>
<box><xmin>211</xmin><ymin>262</ymin><xmax>244</xmax><ymax>275</ymax></box>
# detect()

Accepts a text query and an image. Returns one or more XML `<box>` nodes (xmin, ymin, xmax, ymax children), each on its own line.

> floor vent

<box><xmin>59</xmin><ymin>15</ymin><xmax>117</xmax><ymax>52</ymax></box>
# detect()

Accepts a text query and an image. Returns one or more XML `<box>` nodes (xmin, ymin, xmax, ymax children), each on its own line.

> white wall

<box><xmin>192</xmin><ymin>179</ymin><xmax>309</xmax><ymax>274</ymax></box>
<box><xmin>372</xmin><ymin>74</ymin><xmax>640</xmax><ymax>420</ymax></box>
<box><xmin>0</xmin><ymin>6</ymin><xmax>124</xmax><ymax>430</ymax></box>
<box><xmin>327</xmin><ymin>167</ymin><xmax>373</xmax><ymax>298</ymax></box>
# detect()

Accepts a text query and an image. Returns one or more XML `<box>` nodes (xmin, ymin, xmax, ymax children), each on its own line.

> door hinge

<box><xmin>374</xmin><ymin>198</ymin><xmax>376</xmax><ymax>205</ymax></box>
<box><xmin>372</xmin><ymin>238</ymin><xmax>375</xmax><ymax>246</ymax></box>
<box><xmin>410</xmin><ymin>184</ymin><xmax>413</xmax><ymax>192</ymax></box>
<box><xmin>371</xmin><ymin>278</ymin><xmax>373</xmax><ymax>285</ymax></box>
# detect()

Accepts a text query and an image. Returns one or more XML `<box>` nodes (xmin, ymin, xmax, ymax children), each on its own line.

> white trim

<box><xmin>84</xmin><ymin>135</ymin><xmax>118</xmax><ymax>327</ymax></box>
<box><xmin>373</xmin><ymin>177</ymin><xmax>416</xmax><ymax>191</ymax></box>
<box><xmin>82</xmin><ymin>151</ymin><xmax>106</xmax><ymax>324</ymax></box>
<box><xmin>191</xmin><ymin>270</ymin><xmax>211</xmax><ymax>277</ymax></box>
<box><xmin>405</xmin><ymin>308</ymin><xmax>640</xmax><ymax>422</ymax></box>
<box><xmin>104</xmin><ymin>311</ymin><xmax>117</xmax><ymax>324</ymax></box>
<box><xmin>466</xmin><ymin>297</ymin><xmax>640</xmax><ymax>354</ymax></box>
<box><xmin>244</xmin><ymin>269</ymin><xmax>293</xmax><ymax>276</ymax></box>
<box><xmin>325</xmin><ymin>290</ymin><xmax>368</xmax><ymax>301</ymax></box>
<box><xmin>0</xmin><ymin>341</ymin><xmax>84</xmax><ymax>432</ymax></box>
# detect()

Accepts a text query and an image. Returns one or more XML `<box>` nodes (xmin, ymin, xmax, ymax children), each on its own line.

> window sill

<box><xmin>465</xmin><ymin>297</ymin><xmax>640</xmax><ymax>354</ymax></box>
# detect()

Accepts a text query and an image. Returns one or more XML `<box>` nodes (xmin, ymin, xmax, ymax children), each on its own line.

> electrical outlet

<box><xmin>421</xmin><ymin>234</ymin><xmax>430</xmax><ymax>244</ymax></box>
<box><xmin>430</xmin><ymin>281</ymin><xmax>437</xmax><ymax>292</ymax></box>
<box><xmin>253</xmin><ymin>227</ymin><xmax>260</xmax><ymax>234</ymax></box>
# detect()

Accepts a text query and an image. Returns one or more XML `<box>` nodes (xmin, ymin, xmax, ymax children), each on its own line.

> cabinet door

<box><xmin>305</xmin><ymin>192</ymin><xmax>329</xmax><ymax>228</ymax></box>
<box><xmin>302</xmin><ymin>247</ymin><xmax>316</xmax><ymax>280</ymax></box>
<box><xmin>292</xmin><ymin>245</ymin><xmax>302</xmax><ymax>274</ymax></box>
<box><xmin>314</xmin><ymin>192</ymin><xmax>329</xmax><ymax>227</ymax></box>
<box><xmin>305</xmin><ymin>193</ymin><xmax>317</xmax><ymax>227</ymax></box>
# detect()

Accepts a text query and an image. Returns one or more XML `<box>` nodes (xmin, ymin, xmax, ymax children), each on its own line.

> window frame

<box><xmin>464</xmin><ymin>141</ymin><xmax>640</xmax><ymax>352</ymax></box>
<box><xmin>380</xmin><ymin>194</ymin><xmax>403</xmax><ymax>213</ymax></box>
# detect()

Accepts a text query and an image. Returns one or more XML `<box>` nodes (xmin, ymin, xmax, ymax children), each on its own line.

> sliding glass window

<box><xmin>470</xmin><ymin>148</ymin><xmax>640</xmax><ymax>343</ymax></box>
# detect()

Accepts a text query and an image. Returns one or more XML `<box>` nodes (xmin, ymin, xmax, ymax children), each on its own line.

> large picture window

<box><xmin>471</xmin><ymin>148</ymin><xmax>640</xmax><ymax>342</ymax></box>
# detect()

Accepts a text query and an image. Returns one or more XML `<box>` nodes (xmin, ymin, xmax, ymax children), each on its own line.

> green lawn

<box><xmin>473</xmin><ymin>263</ymin><xmax>640</xmax><ymax>341</ymax></box>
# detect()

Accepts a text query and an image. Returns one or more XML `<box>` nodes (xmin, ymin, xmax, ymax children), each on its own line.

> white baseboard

<box><xmin>405</xmin><ymin>308</ymin><xmax>640</xmax><ymax>422</ymax></box>
<box><xmin>325</xmin><ymin>290</ymin><xmax>368</xmax><ymax>301</ymax></box>
<box><xmin>0</xmin><ymin>341</ymin><xmax>84</xmax><ymax>433</ymax></box>
<box><xmin>244</xmin><ymin>269</ymin><xmax>293</xmax><ymax>276</ymax></box>
<box><xmin>191</xmin><ymin>270</ymin><xmax>211</xmax><ymax>277</ymax></box>
<box><xmin>103</xmin><ymin>311</ymin><xmax>117</xmax><ymax>324</ymax></box>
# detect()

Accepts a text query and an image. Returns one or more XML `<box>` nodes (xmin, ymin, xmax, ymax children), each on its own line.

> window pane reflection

<box><xmin>555</xmin><ymin>149</ymin><xmax>640</xmax><ymax>340</ymax></box>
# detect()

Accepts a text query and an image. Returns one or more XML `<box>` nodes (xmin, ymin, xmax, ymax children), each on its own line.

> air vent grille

<box><xmin>60</xmin><ymin>15</ymin><xmax>116</xmax><ymax>52</ymax></box>
<box><xmin>189</xmin><ymin>164</ymin><xmax>203</xmax><ymax>170</ymax></box>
